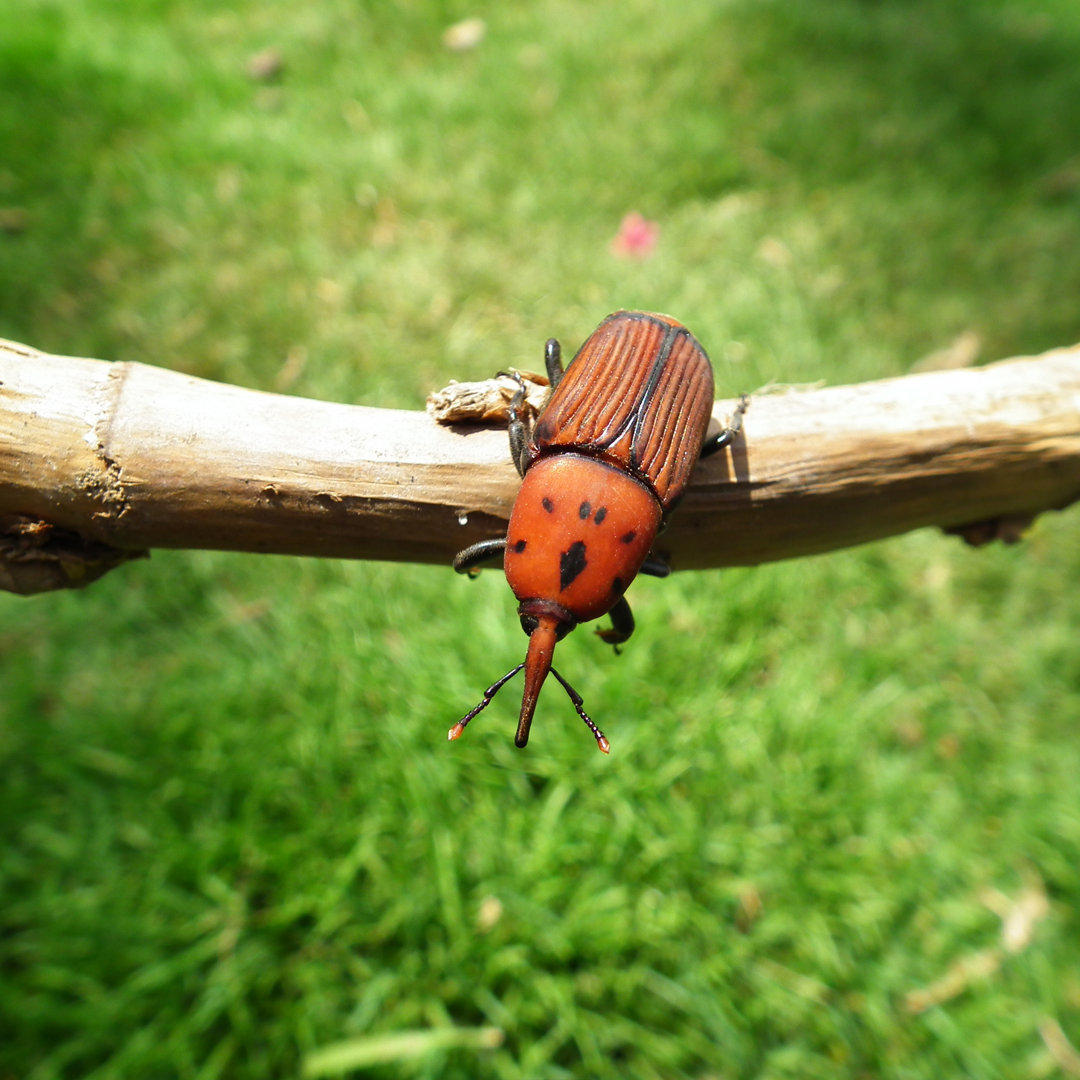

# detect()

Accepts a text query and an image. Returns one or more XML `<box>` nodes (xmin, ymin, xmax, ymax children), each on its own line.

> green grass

<box><xmin>3</xmin><ymin>0</ymin><xmax>1080</xmax><ymax>1077</ymax></box>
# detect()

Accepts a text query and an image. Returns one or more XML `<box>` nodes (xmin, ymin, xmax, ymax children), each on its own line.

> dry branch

<box><xmin>2</xmin><ymin>336</ymin><xmax>1079</xmax><ymax>595</ymax></box>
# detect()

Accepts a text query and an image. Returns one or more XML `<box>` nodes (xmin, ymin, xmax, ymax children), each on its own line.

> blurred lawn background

<box><xmin>2</xmin><ymin>0</ymin><xmax>1080</xmax><ymax>1077</ymax></box>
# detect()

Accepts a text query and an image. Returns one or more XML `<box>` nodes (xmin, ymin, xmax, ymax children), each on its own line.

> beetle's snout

<box><xmin>515</xmin><ymin>618</ymin><xmax>559</xmax><ymax>748</ymax></box>
<box><xmin>517</xmin><ymin>597</ymin><xmax>576</xmax><ymax>641</ymax></box>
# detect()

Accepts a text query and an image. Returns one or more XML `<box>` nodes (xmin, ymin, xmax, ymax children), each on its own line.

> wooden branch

<box><xmin>2</xmin><ymin>336</ymin><xmax>1079</xmax><ymax>595</ymax></box>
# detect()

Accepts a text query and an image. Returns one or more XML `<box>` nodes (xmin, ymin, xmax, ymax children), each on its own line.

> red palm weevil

<box><xmin>450</xmin><ymin>310</ymin><xmax>747</xmax><ymax>752</ymax></box>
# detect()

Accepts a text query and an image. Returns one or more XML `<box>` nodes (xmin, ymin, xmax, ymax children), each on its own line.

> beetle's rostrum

<box><xmin>450</xmin><ymin>310</ymin><xmax>747</xmax><ymax>753</ymax></box>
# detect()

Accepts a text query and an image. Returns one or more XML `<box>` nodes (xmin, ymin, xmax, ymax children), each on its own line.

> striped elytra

<box><xmin>530</xmin><ymin>311</ymin><xmax>715</xmax><ymax>511</ymax></box>
<box><xmin>450</xmin><ymin>311</ymin><xmax>740</xmax><ymax>755</ymax></box>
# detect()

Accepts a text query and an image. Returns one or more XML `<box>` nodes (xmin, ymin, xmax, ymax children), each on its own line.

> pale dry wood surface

<box><xmin>2</xmin><ymin>336</ymin><xmax>1079</xmax><ymax>595</ymax></box>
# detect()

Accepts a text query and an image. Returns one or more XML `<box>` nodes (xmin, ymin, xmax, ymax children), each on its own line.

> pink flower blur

<box><xmin>611</xmin><ymin>212</ymin><xmax>660</xmax><ymax>258</ymax></box>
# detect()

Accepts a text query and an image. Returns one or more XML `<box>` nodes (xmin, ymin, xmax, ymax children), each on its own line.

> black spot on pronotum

<box><xmin>542</xmin><ymin>497</ymin><xmax>555</xmax><ymax>513</ymax></box>
<box><xmin>578</xmin><ymin>501</ymin><xmax>591</xmax><ymax>520</ymax></box>
<box><xmin>611</xmin><ymin>576</ymin><xmax>625</xmax><ymax>597</ymax></box>
<box><xmin>559</xmin><ymin>540</ymin><xmax>588</xmax><ymax>590</ymax></box>
<box><xmin>512</xmin><ymin>539</ymin><xmax>527</xmax><ymax>553</ymax></box>
<box><xmin>620</xmin><ymin>530</ymin><xmax>637</xmax><ymax>544</ymax></box>
<box><xmin>594</xmin><ymin>507</ymin><xmax>607</xmax><ymax>525</ymax></box>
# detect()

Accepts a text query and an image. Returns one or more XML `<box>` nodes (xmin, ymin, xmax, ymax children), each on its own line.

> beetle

<box><xmin>449</xmin><ymin>310</ymin><xmax>747</xmax><ymax>753</ymax></box>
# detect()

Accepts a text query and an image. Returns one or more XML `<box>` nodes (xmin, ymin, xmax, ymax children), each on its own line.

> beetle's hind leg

<box><xmin>596</xmin><ymin>596</ymin><xmax>634</xmax><ymax>652</ymax></box>
<box><xmin>544</xmin><ymin>338</ymin><xmax>565</xmax><ymax>389</ymax></box>
<box><xmin>453</xmin><ymin>538</ymin><xmax>507</xmax><ymax>577</ymax></box>
<box><xmin>701</xmin><ymin>393</ymin><xmax>749</xmax><ymax>457</ymax></box>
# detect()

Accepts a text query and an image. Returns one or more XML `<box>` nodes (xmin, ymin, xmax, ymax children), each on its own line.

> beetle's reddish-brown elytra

<box><xmin>450</xmin><ymin>310</ymin><xmax>746</xmax><ymax>753</ymax></box>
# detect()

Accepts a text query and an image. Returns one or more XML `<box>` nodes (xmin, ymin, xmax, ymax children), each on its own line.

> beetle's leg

<box><xmin>497</xmin><ymin>369</ymin><xmax>531</xmax><ymax>477</ymax></box>
<box><xmin>453</xmin><ymin>538</ymin><xmax>507</xmax><ymax>577</ymax></box>
<box><xmin>544</xmin><ymin>338</ymin><xmax>565</xmax><ymax>389</ymax></box>
<box><xmin>549</xmin><ymin>666</ymin><xmax>610</xmax><ymax>753</ymax></box>
<box><xmin>596</xmin><ymin>596</ymin><xmax>634</xmax><ymax>651</ymax></box>
<box><xmin>700</xmin><ymin>393</ymin><xmax>750</xmax><ymax>458</ymax></box>
<box><xmin>448</xmin><ymin>663</ymin><xmax>525</xmax><ymax>742</ymax></box>
<box><xmin>640</xmin><ymin>555</ymin><xmax>671</xmax><ymax>578</ymax></box>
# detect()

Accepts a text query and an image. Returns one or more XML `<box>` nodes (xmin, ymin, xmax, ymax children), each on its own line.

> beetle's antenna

<box><xmin>549</xmin><ymin>667</ymin><xmax>610</xmax><ymax>754</ymax></box>
<box><xmin>448</xmin><ymin>663</ymin><xmax>524</xmax><ymax>742</ymax></box>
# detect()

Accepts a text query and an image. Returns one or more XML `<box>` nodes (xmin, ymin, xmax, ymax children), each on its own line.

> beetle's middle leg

<box><xmin>700</xmin><ymin>393</ymin><xmax>749</xmax><ymax>457</ymax></box>
<box><xmin>496</xmin><ymin>370</ymin><xmax>533</xmax><ymax>477</ymax></box>
<box><xmin>640</xmin><ymin>555</ymin><xmax>670</xmax><ymax>578</ymax></box>
<box><xmin>500</xmin><ymin>339</ymin><xmax>564</xmax><ymax>475</ymax></box>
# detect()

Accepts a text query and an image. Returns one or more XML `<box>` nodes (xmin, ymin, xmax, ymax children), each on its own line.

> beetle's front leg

<box><xmin>596</xmin><ymin>596</ymin><xmax>634</xmax><ymax>651</ymax></box>
<box><xmin>454</xmin><ymin>538</ymin><xmax>507</xmax><ymax>577</ymax></box>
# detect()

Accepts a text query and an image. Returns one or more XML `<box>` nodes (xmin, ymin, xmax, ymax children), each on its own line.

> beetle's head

<box><xmin>447</xmin><ymin>602</ymin><xmax>609</xmax><ymax>753</ymax></box>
